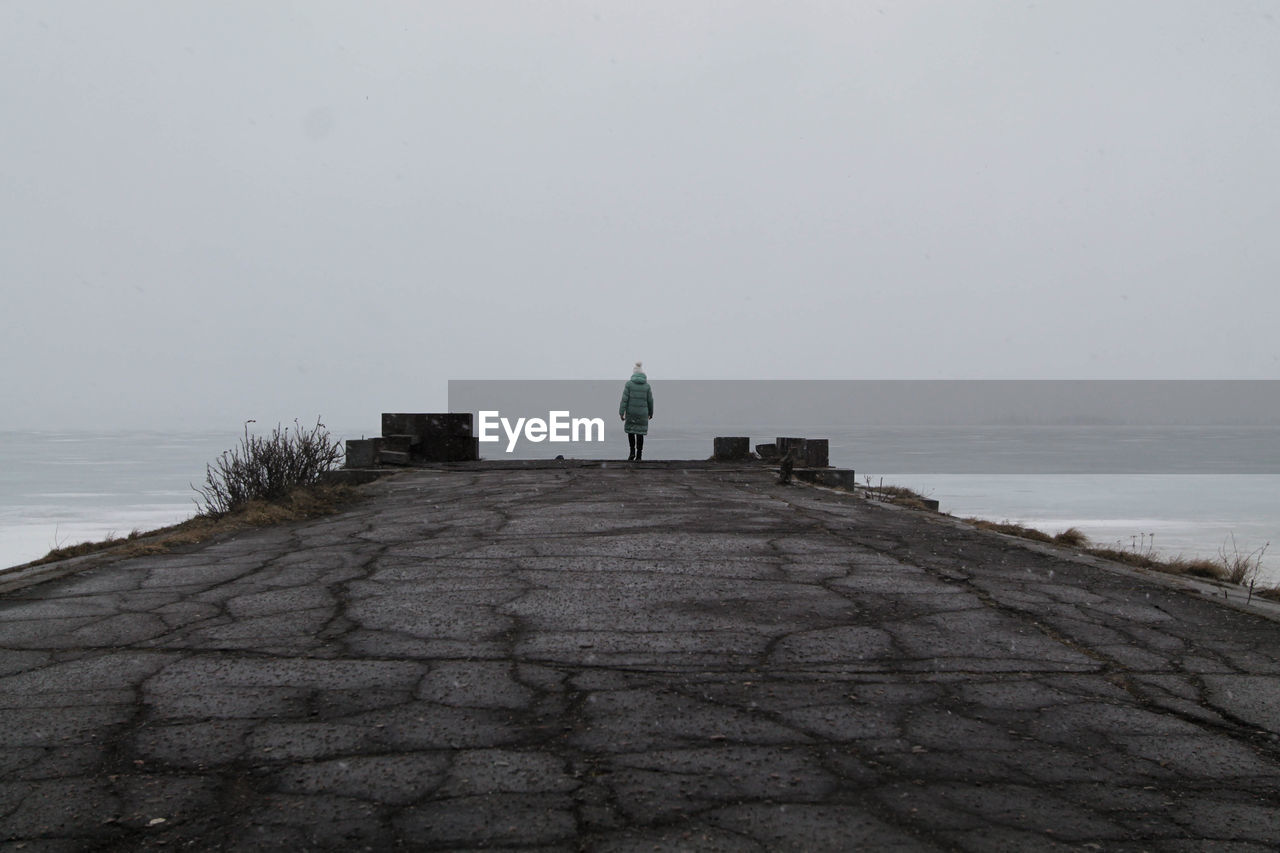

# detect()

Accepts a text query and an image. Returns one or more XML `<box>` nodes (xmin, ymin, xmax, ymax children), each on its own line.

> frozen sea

<box><xmin>1</xmin><ymin>425</ymin><xmax>1276</xmax><ymax>584</ymax></box>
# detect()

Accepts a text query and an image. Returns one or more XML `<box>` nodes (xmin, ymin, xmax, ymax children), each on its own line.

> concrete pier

<box><xmin>2</xmin><ymin>464</ymin><xmax>1280</xmax><ymax>849</ymax></box>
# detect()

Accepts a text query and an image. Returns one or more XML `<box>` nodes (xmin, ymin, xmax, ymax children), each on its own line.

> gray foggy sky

<box><xmin>3</xmin><ymin>1</ymin><xmax>1278</xmax><ymax>431</ymax></box>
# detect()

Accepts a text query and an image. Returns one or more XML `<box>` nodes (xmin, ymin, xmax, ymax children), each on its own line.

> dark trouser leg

<box><xmin>635</xmin><ymin>434</ymin><xmax>644</xmax><ymax>461</ymax></box>
<box><xmin>627</xmin><ymin>433</ymin><xmax>636</xmax><ymax>460</ymax></box>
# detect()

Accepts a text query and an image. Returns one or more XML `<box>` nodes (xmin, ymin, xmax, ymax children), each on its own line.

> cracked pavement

<box><xmin>2</xmin><ymin>465</ymin><xmax>1280</xmax><ymax>851</ymax></box>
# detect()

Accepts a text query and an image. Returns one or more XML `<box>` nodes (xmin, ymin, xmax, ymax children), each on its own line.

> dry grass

<box><xmin>29</xmin><ymin>483</ymin><xmax>361</xmax><ymax>568</ymax></box>
<box><xmin>962</xmin><ymin>514</ymin><xmax>1242</xmax><ymax>584</ymax></box>
<box><xmin>855</xmin><ymin>478</ymin><xmax>1275</xmax><ymax>599</ymax></box>
<box><xmin>1053</xmin><ymin>526</ymin><xmax>1089</xmax><ymax>547</ymax></box>
<box><xmin>966</xmin><ymin>519</ymin><xmax>1054</xmax><ymax>543</ymax></box>
<box><xmin>969</xmin><ymin>519</ymin><xmax>1091</xmax><ymax>548</ymax></box>
<box><xmin>1161</xmin><ymin>555</ymin><xmax>1227</xmax><ymax>579</ymax></box>
<box><xmin>888</xmin><ymin>492</ymin><xmax>1280</xmax><ymax>601</ymax></box>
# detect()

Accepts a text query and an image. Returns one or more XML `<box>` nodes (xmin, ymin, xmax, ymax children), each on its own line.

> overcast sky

<box><xmin>3</xmin><ymin>1</ymin><xmax>1278</xmax><ymax>431</ymax></box>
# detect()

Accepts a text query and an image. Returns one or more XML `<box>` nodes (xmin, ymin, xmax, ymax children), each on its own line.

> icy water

<box><xmin>0</xmin><ymin>430</ymin><xmax>247</xmax><ymax>571</ymax></box>
<box><xmin>1</xmin><ymin>426</ymin><xmax>1276</xmax><ymax>584</ymax></box>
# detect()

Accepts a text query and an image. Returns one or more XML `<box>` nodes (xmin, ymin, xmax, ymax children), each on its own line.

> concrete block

<box><xmin>379</xmin><ymin>449</ymin><xmax>412</xmax><ymax>466</ymax></box>
<box><xmin>426</xmin><ymin>412</ymin><xmax>474</xmax><ymax>438</ymax></box>
<box><xmin>382</xmin><ymin>435</ymin><xmax>416</xmax><ymax>454</ymax></box>
<box><xmin>713</xmin><ymin>437</ymin><xmax>751</xmax><ymax>461</ymax></box>
<box><xmin>419</xmin><ymin>436</ymin><xmax>479</xmax><ymax>463</ymax></box>
<box><xmin>382</xmin><ymin>413</ymin><xmax>473</xmax><ymax>441</ymax></box>
<box><xmin>344</xmin><ymin>438</ymin><xmax>382</xmax><ymax>469</ymax></box>
<box><xmin>437</xmin><ymin>436</ymin><xmax>479</xmax><ymax>462</ymax></box>
<box><xmin>383</xmin><ymin>413</ymin><xmax>475</xmax><ymax>462</ymax></box>
<box><xmin>755</xmin><ymin>443</ymin><xmax>779</xmax><ymax>461</ymax></box>
<box><xmin>803</xmin><ymin>438</ymin><xmax>829</xmax><ymax>468</ymax></box>
<box><xmin>382</xmin><ymin>413</ymin><xmax>429</xmax><ymax>439</ymax></box>
<box><xmin>776</xmin><ymin>437</ymin><xmax>806</xmax><ymax>460</ymax></box>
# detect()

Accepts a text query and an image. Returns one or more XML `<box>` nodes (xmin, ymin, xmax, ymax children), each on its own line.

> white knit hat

<box><xmin>633</xmin><ymin>361</ymin><xmax>643</xmax><ymax>373</ymax></box>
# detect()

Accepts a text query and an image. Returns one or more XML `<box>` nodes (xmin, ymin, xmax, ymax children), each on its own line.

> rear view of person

<box><xmin>619</xmin><ymin>362</ymin><xmax>654</xmax><ymax>462</ymax></box>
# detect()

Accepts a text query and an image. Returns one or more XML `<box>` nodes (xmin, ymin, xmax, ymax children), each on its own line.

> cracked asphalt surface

<box><xmin>2</xmin><ymin>464</ymin><xmax>1280</xmax><ymax>851</ymax></box>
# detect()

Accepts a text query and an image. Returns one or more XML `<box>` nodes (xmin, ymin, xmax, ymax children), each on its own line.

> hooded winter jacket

<box><xmin>619</xmin><ymin>373</ymin><xmax>654</xmax><ymax>435</ymax></box>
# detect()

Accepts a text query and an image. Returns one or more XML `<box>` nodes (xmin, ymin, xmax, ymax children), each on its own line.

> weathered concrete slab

<box><xmin>421</xmin><ymin>434</ymin><xmax>479</xmax><ymax>463</ymax></box>
<box><xmin>803</xmin><ymin>437</ymin><xmax>829</xmax><ymax>467</ymax></box>
<box><xmin>776</xmin><ymin>436</ymin><xmax>806</xmax><ymax>459</ymax></box>
<box><xmin>378</xmin><ymin>449</ymin><xmax>412</xmax><ymax>466</ymax></box>
<box><xmin>381</xmin><ymin>412</ymin><xmax>474</xmax><ymax>441</ymax></box>
<box><xmin>380</xmin><ymin>413</ymin><xmax>478</xmax><ymax>462</ymax></box>
<box><xmin>380</xmin><ymin>434</ymin><xmax>416</xmax><ymax>453</ymax></box>
<box><xmin>2</xmin><ymin>466</ymin><xmax>1280</xmax><ymax>850</ymax></box>
<box><xmin>712</xmin><ymin>436</ymin><xmax>751</xmax><ymax>461</ymax></box>
<box><xmin>342</xmin><ymin>437</ymin><xmax>381</xmax><ymax>469</ymax></box>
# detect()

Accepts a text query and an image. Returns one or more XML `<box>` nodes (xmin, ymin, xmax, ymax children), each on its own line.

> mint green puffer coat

<box><xmin>619</xmin><ymin>373</ymin><xmax>654</xmax><ymax>435</ymax></box>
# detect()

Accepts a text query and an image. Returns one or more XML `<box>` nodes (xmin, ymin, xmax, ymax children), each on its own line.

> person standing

<box><xmin>619</xmin><ymin>362</ymin><xmax>654</xmax><ymax>462</ymax></box>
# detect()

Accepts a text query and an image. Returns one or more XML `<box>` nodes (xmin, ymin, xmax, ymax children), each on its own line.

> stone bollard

<box><xmin>713</xmin><ymin>437</ymin><xmax>751</xmax><ymax>461</ymax></box>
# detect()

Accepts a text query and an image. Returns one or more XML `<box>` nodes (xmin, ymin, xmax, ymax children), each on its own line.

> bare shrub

<box><xmin>866</xmin><ymin>482</ymin><xmax>934</xmax><ymax>510</ymax></box>
<box><xmin>1216</xmin><ymin>535</ymin><xmax>1271</xmax><ymax>604</ymax></box>
<box><xmin>195</xmin><ymin>419</ymin><xmax>343</xmax><ymax>518</ymax></box>
<box><xmin>1219</xmin><ymin>534</ymin><xmax>1270</xmax><ymax>586</ymax></box>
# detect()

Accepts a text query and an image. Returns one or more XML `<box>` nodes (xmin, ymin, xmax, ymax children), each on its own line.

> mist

<box><xmin>3</xmin><ymin>2</ymin><xmax>1278</xmax><ymax>431</ymax></box>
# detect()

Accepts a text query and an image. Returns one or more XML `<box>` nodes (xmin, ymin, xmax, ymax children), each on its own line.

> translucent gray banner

<box><xmin>447</xmin><ymin>380</ymin><xmax>1279</xmax><ymax>473</ymax></box>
